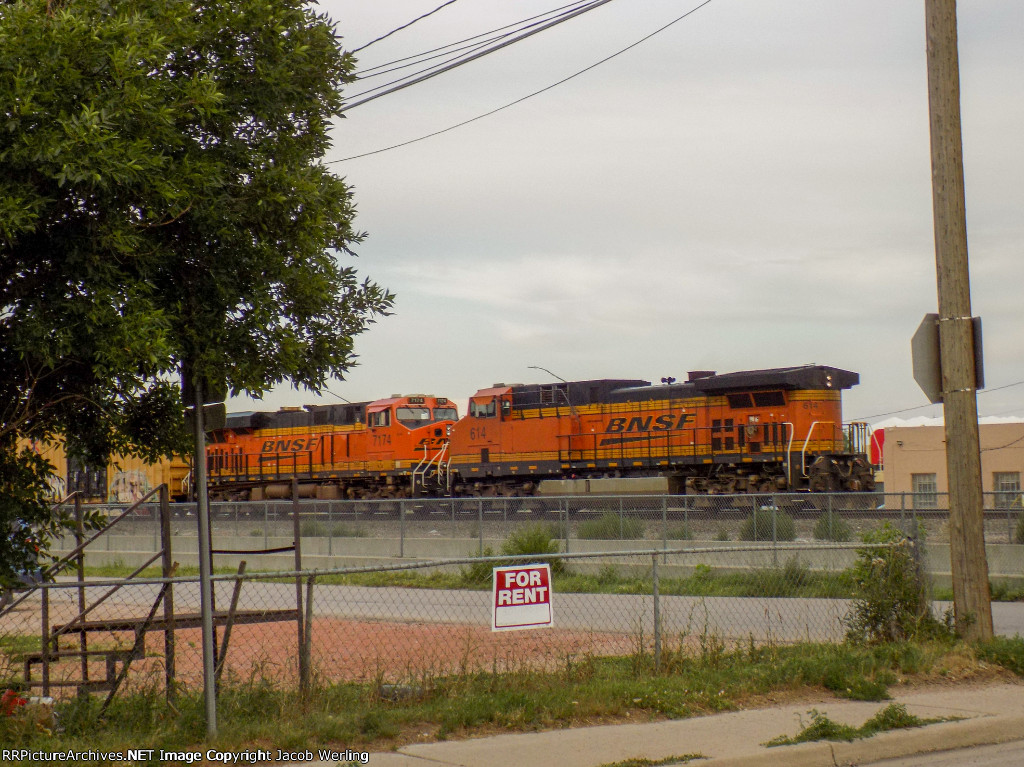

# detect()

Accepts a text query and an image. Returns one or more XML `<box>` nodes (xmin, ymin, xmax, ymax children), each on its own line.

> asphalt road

<box><xmin>24</xmin><ymin>580</ymin><xmax>1024</xmax><ymax>643</ymax></box>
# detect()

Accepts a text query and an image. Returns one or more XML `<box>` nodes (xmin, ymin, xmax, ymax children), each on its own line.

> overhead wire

<box><xmin>850</xmin><ymin>379</ymin><xmax>1024</xmax><ymax>422</ymax></box>
<box><xmin>349</xmin><ymin>0</ymin><xmax>463</xmax><ymax>55</ymax></box>
<box><xmin>339</xmin><ymin>0</ymin><xmax>620</xmax><ymax>113</ymax></box>
<box><xmin>354</xmin><ymin>0</ymin><xmax>596</xmax><ymax>79</ymax></box>
<box><xmin>330</xmin><ymin>0</ymin><xmax>717</xmax><ymax>163</ymax></box>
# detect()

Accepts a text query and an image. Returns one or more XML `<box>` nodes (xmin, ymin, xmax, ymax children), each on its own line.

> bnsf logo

<box><xmin>261</xmin><ymin>437</ymin><xmax>320</xmax><ymax>452</ymax></box>
<box><xmin>605</xmin><ymin>414</ymin><xmax>693</xmax><ymax>433</ymax></box>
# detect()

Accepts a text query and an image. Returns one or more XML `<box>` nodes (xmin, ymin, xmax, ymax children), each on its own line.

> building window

<box><xmin>912</xmin><ymin>473</ymin><xmax>938</xmax><ymax>509</ymax></box>
<box><xmin>993</xmin><ymin>472</ymin><xmax>1021</xmax><ymax>509</ymax></box>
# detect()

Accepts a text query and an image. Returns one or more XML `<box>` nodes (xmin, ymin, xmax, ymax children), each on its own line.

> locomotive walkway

<box><xmin>304</xmin><ymin>682</ymin><xmax>1024</xmax><ymax>767</ymax></box>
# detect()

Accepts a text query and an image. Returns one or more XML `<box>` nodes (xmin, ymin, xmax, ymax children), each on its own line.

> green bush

<box><xmin>299</xmin><ymin>520</ymin><xmax>327</xmax><ymax>536</ymax></box>
<box><xmin>738</xmin><ymin>508</ymin><xmax>795</xmax><ymax>541</ymax></box>
<box><xmin>665</xmin><ymin>524</ymin><xmax>694</xmax><ymax>540</ymax></box>
<box><xmin>1015</xmin><ymin>514</ymin><xmax>1024</xmax><ymax>544</ymax></box>
<box><xmin>844</xmin><ymin>523</ymin><xmax>945</xmax><ymax>643</ymax></box>
<box><xmin>576</xmin><ymin>513</ymin><xmax>645</xmax><ymax>540</ymax></box>
<box><xmin>500</xmin><ymin>523</ymin><xmax>565</xmax><ymax>574</ymax></box>
<box><xmin>813</xmin><ymin>512</ymin><xmax>852</xmax><ymax>542</ymax></box>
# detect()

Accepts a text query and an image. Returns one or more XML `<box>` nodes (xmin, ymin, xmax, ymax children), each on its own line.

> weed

<box><xmin>738</xmin><ymin>509</ymin><xmax>795</xmax><ymax>542</ymax></box>
<box><xmin>765</xmin><ymin>708</ymin><xmax>859</xmax><ymax>745</ymax></box>
<box><xmin>330</xmin><ymin>523</ymin><xmax>367</xmax><ymax>538</ymax></box>
<box><xmin>665</xmin><ymin>524</ymin><xmax>693</xmax><ymax>541</ymax></box>
<box><xmin>715</xmin><ymin>527</ymin><xmax>730</xmax><ymax>542</ymax></box>
<box><xmin>249</xmin><ymin>528</ymin><xmax>264</xmax><ymax>537</ymax></box>
<box><xmin>845</xmin><ymin>523</ymin><xmax>947</xmax><ymax>643</ymax></box>
<box><xmin>500</xmin><ymin>524</ymin><xmax>565</xmax><ymax>574</ymax></box>
<box><xmin>975</xmin><ymin>636</ymin><xmax>1024</xmax><ymax>676</ymax></box>
<box><xmin>299</xmin><ymin>520</ymin><xmax>328</xmax><ymax>537</ymax></box>
<box><xmin>577</xmin><ymin>513</ymin><xmax>645</xmax><ymax>540</ymax></box>
<box><xmin>765</xmin><ymin>703</ymin><xmax>946</xmax><ymax>747</ymax></box>
<box><xmin>1015</xmin><ymin>514</ymin><xmax>1024</xmax><ymax>544</ymax></box>
<box><xmin>813</xmin><ymin>512</ymin><xmax>852</xmax><ymax>542</ymax></box>
<box><xmin>597</xmin><ymin>756</ymin><xmax>704</xmax><ymax>767</ymax></box>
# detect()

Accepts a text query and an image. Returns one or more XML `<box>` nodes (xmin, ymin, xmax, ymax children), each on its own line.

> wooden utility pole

<box><xmin>924</xmin><ymin>0</ymin><xmax>992</xmax><ymax>640</ymax></box>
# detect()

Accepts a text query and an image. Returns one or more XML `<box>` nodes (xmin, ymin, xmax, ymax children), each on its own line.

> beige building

<box><xmin>884</xmin><ymin>422</ymin><xmax>1024</xmax><ymax>508</ymax></box>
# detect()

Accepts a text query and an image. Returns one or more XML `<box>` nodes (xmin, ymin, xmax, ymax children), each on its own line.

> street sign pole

<box><xmin>191</xmin><ymin>379</ymin><xmax>218</xmax><ymax>736</ymax></box>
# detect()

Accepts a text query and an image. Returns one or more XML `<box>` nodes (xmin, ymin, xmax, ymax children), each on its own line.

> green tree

<box><xmin>0</xmin><ymin>0</ymin><xmax>392</xmax><ymax>581</ymax></box>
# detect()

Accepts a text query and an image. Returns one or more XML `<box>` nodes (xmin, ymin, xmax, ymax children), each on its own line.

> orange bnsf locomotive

<box><xmin>443</xmin><ymin>365</ymin><xmax>873</xmax><ymax>497</ymax></box>
<box><xmin>205</xmin><ymin>364</ymin><xmax>873</xmax><ymax>500</ymax></box>
<box><xmin>206</xmin><ymin>394</ymin><xmax>457</xmax><ymax>500</ymax></box>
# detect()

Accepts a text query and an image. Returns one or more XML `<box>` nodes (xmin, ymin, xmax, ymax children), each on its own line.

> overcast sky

<box><xmin>228</xmin><ymin>0</ymin><xmax>1024</xmax><ymax>425</ymax></box>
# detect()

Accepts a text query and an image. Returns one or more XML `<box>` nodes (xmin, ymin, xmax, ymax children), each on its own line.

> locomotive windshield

<box><xmin>395</xmin><ymin>407</ymin><xmax>431</xmax><ymax>427</ymax></box>
<box><xmin>433</xmin><ymin>407</ymin><xmax>458</xmax><ymax>422</ymax></box>
<box><xmin>470</xmin><ymin>399</ymin><xmax>496</xmax><ymax>418</ymax></box>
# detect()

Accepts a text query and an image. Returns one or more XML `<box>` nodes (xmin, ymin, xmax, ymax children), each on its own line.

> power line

<box><xmin>350</xmin><ymin>0</ymin><xmax>463</xmax><ymax>55</ymax></box>
<box><xmin>339</xmin><ymin>0</ymin><xmax>619</xmax><ymax>113</ymax></box>
<box><xmin>331</xmin><ymin>0</ymin><xmax>717</xmax><ymax>163</ymax></box>
<box><xmin>354</xmin><ymin>1</ymin><xmax>594</xmax><ymax>79</ymax></box>
<box><xmin>850</xmin><ymin>379</ymin><xmax>1024</xmax><ymax>422</ymax></box>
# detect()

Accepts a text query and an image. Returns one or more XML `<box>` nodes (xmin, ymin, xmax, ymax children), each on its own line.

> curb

<box><xmin>694</xmin><ymin>713</ymin><xmax>1024</xmax><ymax>767</ymax></box>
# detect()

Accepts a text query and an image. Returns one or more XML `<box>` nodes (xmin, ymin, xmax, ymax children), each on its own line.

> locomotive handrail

<box><xmin>801</xmin><ymin>421</ymin><xmax>836</xmax><ymax>477</ymax></box>
<box><xmin>783</xmin><ymin>422</ymin><xmax>794</xmax><ymax>486</ymax></box>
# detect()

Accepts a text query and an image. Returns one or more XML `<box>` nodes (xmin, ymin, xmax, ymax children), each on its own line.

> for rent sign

<box><xmin>491</xmin><ymin>564</ymin><xmax>554</xmax><ymax>631</ymax></box>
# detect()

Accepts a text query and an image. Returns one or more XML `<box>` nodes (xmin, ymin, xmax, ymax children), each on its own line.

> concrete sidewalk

<box><xmin>305</xmin><ymin>682</ymin><xmax>1024</xmax><ymax>767</ymax></box>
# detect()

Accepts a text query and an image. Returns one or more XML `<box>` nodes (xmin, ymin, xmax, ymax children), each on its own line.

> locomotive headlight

<box><xmin>826</xmin><ymin>374</ymin><xmax>833</xmax><ymax>388</ymax></box>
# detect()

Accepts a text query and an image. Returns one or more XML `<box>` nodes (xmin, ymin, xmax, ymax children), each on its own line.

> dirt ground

<box><xmin>12</xmin><ymin>615</ymin><xmax>640</xmax><ymax>696</ymax></box>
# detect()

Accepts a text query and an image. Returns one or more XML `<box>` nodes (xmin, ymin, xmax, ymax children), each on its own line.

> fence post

<box><xmin>771</xmin><ymin>494</ymin><xmax>778</xmax><ymax>568</ymax></box>
<box><xmin>652</xmin><ymin>554</ymin><xmax>661</xmax><ymax>674</ymax></box>
<box><xmin>828</xmin><ymin>493</ymin><xmax>834</xmax><ymax>541</ymax></box>
<box><xmin>399</xmin><ymin>500</ymin><xmax>406</xmax><ymax>558</ymax></box>
<box><xmin>160</xmin><ymin>485</ymin><xmax>176</xmax><ymax>701</ymax></box>
<box><xmin>41</xmin><ymin>586</ymin><xmax>50</xmax><ymax>697</ymax></box>
<box><xmin>563</xmin><ymin>500</ymin><xmax>569</xmax><ymax>554</ymax></box>
<box><xmin>478</xmin><ymin>500</ymin><xmax>484</xmax><ymax>556</ymax></box>
<box><xmin>662</xmin><ymin>496</ymin><xmax>668</xmax><ymax>563</ymax></box>
<box><xmin>900</xmin><ymin>492</ymin><xmax>906</xmax><ymax>533</ymax></box>
<box><xmin>292</xmin><ymin>480</ymin><xmax>306</xmax><ymax>693</ymax></box>
<box><xmin>74</xmin><ymin>494</ymin><xmax>89</xmax><ymax>687</ymax></box>
<box><xmin>301</xmin><ymin>575</ymin><xmax>315</xmax><ymax>697</ymax></box>
<box><xmin>619</xmin><ymin>497</ymin><xmax>624</xmax><ymax>540</ymax></box>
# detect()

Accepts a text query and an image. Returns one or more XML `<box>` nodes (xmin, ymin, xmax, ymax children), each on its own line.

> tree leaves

<box><xmin>0</xmin><ymin>0</ymin><xmax>393</xmax><ymax>576</ymax></box>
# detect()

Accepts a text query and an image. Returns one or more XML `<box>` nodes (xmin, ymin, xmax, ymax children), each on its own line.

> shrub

<box><xmin>665</xmin><ymin>524</ymin><xmax>694</xmax><ymax>540</ymax></box>
<box><xmin>500</xmin><ymin>523</ymin><xmax>565</xmax><ymax>574</ymax></box>
<box><xmin>738</xmin><ymin>508</ymin><xmax>795</xmax><ymax>542</ymax></box>
<box><xmin>460</xmin><ymin>547</ymin><xmax>497</xmax><ymax>585</ymax></box>
<box><xmin>576</xmin><ymin>512</ymin><xmax>645</xmax><ymax>540</ymax></box>
<box><xmin>299</xmin><ymin>520</ymin><xmax>327</xmax><ymax>537</ymax></box>
<box><xmin>330</xmin><ymin>523</ymin><xmax>367</xmax><ymax>538</ymax></box>
<box><xmin>1015</xmin><ymin>514</ymin><xmax>1024</xmax><ymax>544</ymax></box>
<box><xmin>844</xmin><ymin>523</ymin><xmax>945</xmax><ymax>643</ymax></box>
<box><xmin>813</xmin><ymin>512</ymin><xmax>852</xmax><ymax>542</ymax></box>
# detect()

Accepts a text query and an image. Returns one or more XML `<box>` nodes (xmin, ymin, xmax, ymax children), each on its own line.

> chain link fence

<box><xmin>5</xmin><ymin>490</ymin><xmax>1020</xmax><ymax>703</ymax></box>
<box><xmin>4</xmin><ymin>541</ymin><xmax>901</xmax><ymax>703</ymax></box>
<box><xmin>48</xmin><ymin>492</ymin><xmax>1024</xmax><ymax>581</ymax></box>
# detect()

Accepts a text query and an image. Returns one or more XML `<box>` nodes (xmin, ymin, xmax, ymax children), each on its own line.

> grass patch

<box><xmin>1</xmin><ymin>639</ymin><xmax>1012</xmax><ymax>758</ymax></box>
<box><xmin>738</xmin><ymin>509</ymin><xmax>795</xmax><ymax>542</ymax></box>
<box><xmin>577</xmin><ymin>513</ymin><xmax>646</xmax><ymax>540</ymax></box>
<box><xmin>765</xmin><ymin>703</ymin><xmax>951</xmax><ymax>747</ymax></box>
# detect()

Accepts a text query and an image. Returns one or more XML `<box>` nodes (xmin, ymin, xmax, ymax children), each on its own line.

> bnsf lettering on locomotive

<box><xmin>606</xmin><ymin>414</ymin><xmax>692</xmax><ymax>433</ymax></box>
<box><xmin>260</xmin><ymin>437</ymin><xmax>319</xmax><ymax>453</ymax></box>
